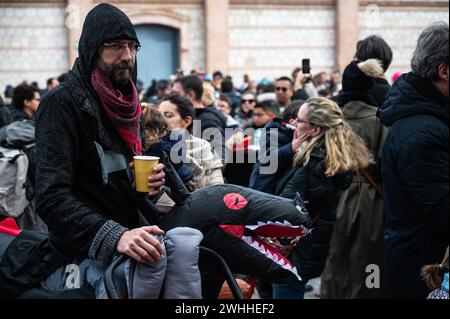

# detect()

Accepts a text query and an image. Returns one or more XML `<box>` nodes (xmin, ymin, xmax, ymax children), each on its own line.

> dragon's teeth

<box><xmin>283</xmin><ymin>263</ymin><xmax>293</xmax><ymax>271</ymax></box>
<box><xmin>251</xmin><ymin>241</ymin><xmax>260</xmax><ymax>249</ymax></box>
<box><xmin>257</xmin><ymin>221</ymin><xmax>266</xmax><ymax>226</ymax></box>
<box><xmin>278</xmin><ymin>259</ymin><xmax>285</xmax><ymax>266</ymax></box>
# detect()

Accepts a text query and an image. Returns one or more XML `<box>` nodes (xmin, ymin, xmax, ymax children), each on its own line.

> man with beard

<box><xmin>35</xmin><ymin>3</ymin><xmax>167</xmax><ymax>270</ymax></box>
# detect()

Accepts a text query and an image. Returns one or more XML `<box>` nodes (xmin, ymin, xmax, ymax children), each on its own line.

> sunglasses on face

<box><xmin>276</xmin><ymin>87</ymin><xmax>289</xmax><ymax>92</ymax></box>
<box><xmin>242</xmin><ymin>99</ymin><xmax>255</xmax><ymax>104</ymax></box>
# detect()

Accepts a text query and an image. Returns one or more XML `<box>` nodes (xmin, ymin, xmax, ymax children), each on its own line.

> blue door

<box><xmin>135</xmin><ymin>25</ymin><xmax>180</xmax><ymax>88</ymax></box>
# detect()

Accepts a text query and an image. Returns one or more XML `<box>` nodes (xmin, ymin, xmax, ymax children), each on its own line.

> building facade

<box><xmin>0</xmin><ymin>0</ymin><xmax>448</xmax><ymax>92</ymax></box>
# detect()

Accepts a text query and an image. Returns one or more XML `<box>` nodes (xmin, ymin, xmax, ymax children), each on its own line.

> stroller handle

<box><xmin>104</xmin><ymin>248</ymin><xmax>245</xmax><ymax>300</ymax></box>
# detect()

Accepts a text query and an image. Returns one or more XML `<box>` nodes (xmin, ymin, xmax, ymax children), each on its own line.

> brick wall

<box><xmin>173</xmin><ymin>7</ymin><xmax>206</xmax><ymax>72</ymax></box>
<box><xmin>0</xmin><ymin>6</ymin><xmax>68</xmax><ymax>93</ymax></box>
<box><xmin>0</xmin><ymin>0</ymin><xmax>448</xmax><ymax>93</ymax></box>
<box><xmin>228</xmin><ymin>7</ymin><xmax>336</xmax><ymax>83</ymax></box>
<box><xmin>359</xmin><ymin>4</ymin><xmax>449</xmax><ymax>82</ymax></box>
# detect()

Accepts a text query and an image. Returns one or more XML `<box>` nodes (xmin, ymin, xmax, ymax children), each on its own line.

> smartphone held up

<box><xmin>302</xmin><ymin>58</ymin><xmax>311</xmax><ymax>75</ymax></box>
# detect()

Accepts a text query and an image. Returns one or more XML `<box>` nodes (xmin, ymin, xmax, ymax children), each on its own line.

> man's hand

<box><xmin>117</xmin><ymin>226</ymin><xmax>165</xmax><ymax>264</ymax></box>
<box><xmin>294</xmin><ymin>70</ymin><xmax>312</xmax><ymax>91</ymax></box>
<box><xmin>129</xmin><ymin>162</ymin><xmax>165</xmax><ymax>196</ymax></box>
<box><xmin>148</xmin><ymin>163</ymin><xmax>165</xmax><ymax>196</ymax></box>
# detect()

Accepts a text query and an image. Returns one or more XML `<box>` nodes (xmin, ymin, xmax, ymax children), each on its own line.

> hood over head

<box><xmin>378</xmin><ymin>72</ymin><xmax>449</xmax><ymax>127</ymax></box>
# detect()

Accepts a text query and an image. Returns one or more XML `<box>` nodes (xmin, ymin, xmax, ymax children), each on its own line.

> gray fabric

<box><xmin>88</xmin><ymin>220</ymin><xmax>128</xmax><ymax>265</ymax></box>
<box><xmin>39</xmin><ymin>258</ymin><xmax>107</xmax><ymax>298</ymax></box>
<box><xmin>163</xmin><ymin>227</ymin><xmax>203</xmax><ymax>299</ymax></box>
<box><xmin>127</xmin><ymin>236</ymin><xmax>167</xmax><ymax>299</ymax></box>
<box><xmin>124</xmin><ymin>227</ymin><xmax>203</xmax><ymax>299</ymax></box>
<box><xmin>0</xmin><ymin>120</ymin><xmax>35</xmax><ymax>147</ymax></box>
<box><xmin>94</xmin><ymin>142</ymin><xmax>129</xmax><ymax>186</ymax></box>
<box><xmin>0</xmin><ymin>147</ymin><xmax>29</xmax><ymax>218</ymax></box>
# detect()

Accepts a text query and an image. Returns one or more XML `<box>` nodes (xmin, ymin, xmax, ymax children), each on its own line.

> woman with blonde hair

<box><xmin>272</xmin><ymin>97</ymin><xmax>373</xmax><ymax>299</ymax></box>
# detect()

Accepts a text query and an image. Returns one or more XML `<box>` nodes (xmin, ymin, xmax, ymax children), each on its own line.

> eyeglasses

<box><xmin>296</xmin><ymin>116</ymin><xmax>312</xmax><ymax>125</ymax></box>
<box><xmin>103</xmin><ymin>42</ymin><xmax>141</xmax><ymax>55</ymax></box>
<box><xmin>276</xmin><ymin>87</ymin><xmax>288</xmax><ymax>92</ymax></box>
<box><xmin>242</xmin><ymin>99</ymin><xmax>255</xmax><ymax>104</ymax></box>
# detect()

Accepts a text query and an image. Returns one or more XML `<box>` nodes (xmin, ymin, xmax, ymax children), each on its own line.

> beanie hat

<box><xmin>78</xmin><ymin>3</ymin><xmax>139</xmax><ymax>78</ymax></box>
<box><xmin>342</xmin><ymin>59</ymin><xmax>384</xmax><ymax>93</ymax></box>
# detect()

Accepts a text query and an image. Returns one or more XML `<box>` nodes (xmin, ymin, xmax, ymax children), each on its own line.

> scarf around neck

<box><xmin>91</xmin><ymin>67</ymin><xmax>142</xmax><ymax>155</ymax></box>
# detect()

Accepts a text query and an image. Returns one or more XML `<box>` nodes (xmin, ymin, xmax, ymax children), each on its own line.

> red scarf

<box><xmin>91</xmin><ymin>67</ymin><xmax>142</xmax><ymax>155</ymax></box>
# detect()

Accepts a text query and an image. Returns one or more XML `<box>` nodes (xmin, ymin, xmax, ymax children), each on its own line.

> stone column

<box><xmin>336</xmin><ymin>0</ymin><xmax>360</xmax><ymax>71</ymax></box>
<box><xmin>204</xmin><ymin>0</ymin><xmax>229</xmax><ymax>74</ymax></box>
<box><xmin>66</xmin><ymin>0</ymin><xmax>92</xmax><ymax>69</ymax></box>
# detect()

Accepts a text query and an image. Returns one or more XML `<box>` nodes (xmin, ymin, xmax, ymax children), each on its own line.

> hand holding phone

<box><xmin>294</xmin><ymin>59</ymin><xmax>312</xmax><ymax>90</ymax></box>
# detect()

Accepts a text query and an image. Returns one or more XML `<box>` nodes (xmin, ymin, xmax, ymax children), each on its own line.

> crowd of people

<box><xmin>0</xmin><ymin>3</ymin><xmax>448</xmax><ymax>300</ymax></box>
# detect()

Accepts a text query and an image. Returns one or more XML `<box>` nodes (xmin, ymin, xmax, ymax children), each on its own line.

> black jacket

<box><xmin>35</xmin><ymin>3</ymin><xmax>158</xmax><ymax>265</ymax></box>
<box><xmin>249</xmin><ymin>118</ymin><xmax>295</xmax><ymax>193</ymax></box>
<box><xmin>275</xmin><ymin>149</ymin><xmax>352</xmax><ymax>280</ymax></box>
<box><xmin>379</xmin><ymin>72</ymin><xmax>449</xmax><ymax>299</ymax></box>
<box><xmin>292</xmin><ymin>88</ymin><xmax>310</xmax><ymax>101</ymax></box>
<box><xmin>371</xmin><ymin>78</ymin><xmax>390</xmax><ymax>107</ymax></box>
<box><xmin>0</xmin><ymin>97</ymin><xmax>12</xmax><ymax>129</ymax></box>
<box><xmin>195</xmin><ymin>106</ymin><xmax>226</xmax><ymax>157</ymax></box>
<box><xmin>9</xmin><ymin>107</ymin><xmax>31</xmax><ymax>123</ymax></box>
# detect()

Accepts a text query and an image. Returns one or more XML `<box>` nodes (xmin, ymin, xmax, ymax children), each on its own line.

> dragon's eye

<box><xmin>224</xmin><ymin>193</ymin><xmax>248</xmax><ymax>210</ymax></box>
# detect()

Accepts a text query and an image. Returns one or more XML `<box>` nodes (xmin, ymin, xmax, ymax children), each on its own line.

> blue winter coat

<box><xmin>248</xmin><ymin>118</ymin><xmax>295</xmax><ymax>194</ymax></box>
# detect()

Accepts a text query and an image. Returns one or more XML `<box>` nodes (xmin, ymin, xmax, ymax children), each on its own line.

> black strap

<box><xmin>360</xmin><ymin>168</ymin><xmax>384</xmax><ymax>198</ymax></box>
<box><xmin>0</xmin><ymin>150</ymin><xmax>24</xmax><ymax>164</ymax></box>
<box><xmin>8</xmin><ymin>153</ymin><xmax>23</xmax><ymax>164</ymax></box>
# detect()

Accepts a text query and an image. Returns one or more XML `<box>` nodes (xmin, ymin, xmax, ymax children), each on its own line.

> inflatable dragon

<box><xmin>159</xmin><ymin>152</ymin><xmax>312</xmax><ymax>284</ymax></box>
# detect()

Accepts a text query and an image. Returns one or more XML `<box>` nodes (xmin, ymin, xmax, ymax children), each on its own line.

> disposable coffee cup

<box><xmin>133</xmin><ymin>156</ymin><xmax>160</xmax><ymax>193</ymax></box>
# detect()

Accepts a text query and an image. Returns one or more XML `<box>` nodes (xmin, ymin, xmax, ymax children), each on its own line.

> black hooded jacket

<box><xmin>35</xmin><ymin>3</ymin><xmax>157</xmax><ymax>264</ymax></box>
<box><xmin>195</xmin><ymin>106</ymin><xmax>227</xmax><ymax>157</ymax></box>
<box><xmin>379</xmin><ymin>72</ymin><xmax>449</xmax><ymax>298</ymax></box>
